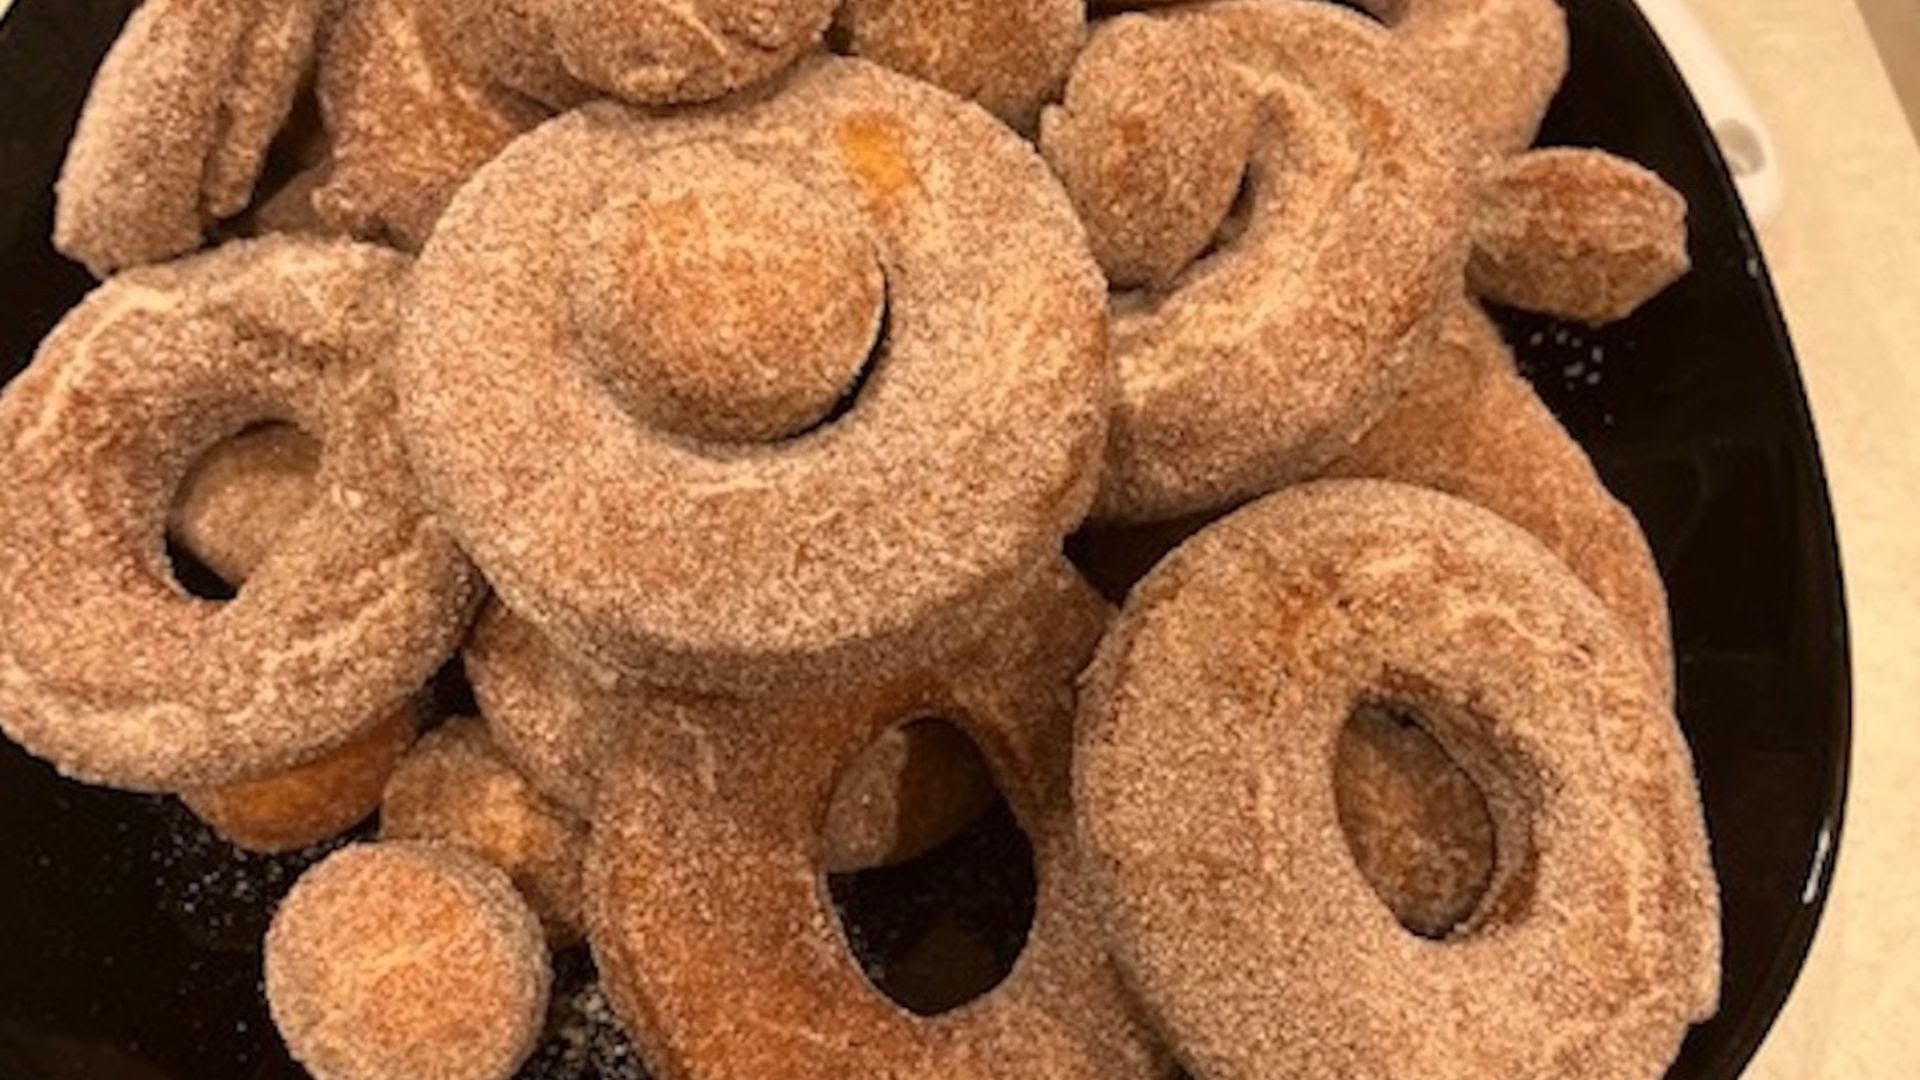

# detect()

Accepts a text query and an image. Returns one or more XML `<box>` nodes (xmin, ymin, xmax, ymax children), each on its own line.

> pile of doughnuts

<box><xmin>3</xmin><ymin>0</ymin><xmax>1720</xmax><ymax>1077</ymax></box>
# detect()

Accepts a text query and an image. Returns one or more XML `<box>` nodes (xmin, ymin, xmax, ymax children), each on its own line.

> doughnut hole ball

<box><xmin>569</xmin><ymin>143</ymin><xmax>885</xmax><ymax>444</ymax></box>
<box><xmin>1041</xmin><ymin>15</ymin><xmax>1257</xmax><ymax>290</ymax></box>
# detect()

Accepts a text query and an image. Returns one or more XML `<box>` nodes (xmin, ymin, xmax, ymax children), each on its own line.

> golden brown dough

<box><xmin>381</xmin><ymin>717</ymin><xmax>589</xmax><ymax>943</ymax></box>
<box><xmin>182</xmin><ymin>702</ymin><xmax>420</xmax><ymax>854</ymax></box>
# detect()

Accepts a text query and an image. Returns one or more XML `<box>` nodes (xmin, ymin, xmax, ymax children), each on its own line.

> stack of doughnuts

<box><xmin>5</xmin><ymin>1</ymin><xmax>1721</xmax><ymax>1077</ymax></box>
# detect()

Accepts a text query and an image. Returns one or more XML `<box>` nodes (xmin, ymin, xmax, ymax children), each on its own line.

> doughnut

<box><xmin>381</xmin><ymin>716</ymin><xmax>589</xmax><ymax>943</ymax></box>
<box><xmin>1323</xmin><ymin>301</ymin><xmax>1675</xmax><ymax>695</ymax></box>
<box><xmin>265</xmin><ymin>840</ymin><xmax>551</xmax><ymax>1080</ymax></box>
<box><xmin>55</xmin><ymin>0</ymin><xmax>329</xmax><ymax>276</ymax></box>
<box><xmin>1076</xmin><ymin>480</ymin><xmax>1720</xmax><ymax>1078</ymax></box>
<box><xmin>169</xmin><ymin>423</ymin><xmax>322</xmax><ymax>584</ymax></box>
<box><xmin>418</xmin><ymin>0</ymin><xmax>837</xmax><ymax>106</ymax></box>
<box><xmin>585</xmin><ymin>561</ymin><xmax>1168</xmax><ymax>1077</ymax></box>
<box><xmin>0</xmin><ymin>236</ymin><xmax>481</xmax><ymax>791</ymax></box>
<box><xmin>397</xmin><ymin>58</ymin><xmax>1110</xmax><ymax>694</ymax></box>
<box><xmin>1039</xmin><ymin>2</ymin><xmax>1467</xmax><ymax>523</ymax></box>
<box><xmin>182</xmin><ymin>700</ymin><xmax>421</xmax><ymax>854</ymax></box>
<box><xmin>464</xmin><ymin>602</ymin><xmax>998</xmax><ymax>873</ymax></box>
<box><xmin>248</xmin><ymin>164</ymin><xmax>339</xmax><ymax>240</ymax></box>
<box><xmin>1332</xmin><ymin>703</ymin><xmax>1495</xmax><ymax>939</ymax></box>
<box><xmin>836</xmin><ymin>0</ymin><xmax>1085</xmax><ymax>130</ymax></box>
<box><xmin>1469</xmin><ymin>147</ymin><xmax>1692</xmax><ymax>324</ymax></box>
<box><xmin>315</xmin><ymin>0</ymin><xmax>546</xmax><ymax>251</ymax></box>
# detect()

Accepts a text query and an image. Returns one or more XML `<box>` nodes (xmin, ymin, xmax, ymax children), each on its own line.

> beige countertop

<box><xmin>1690</xmin><ymin>1</ymin><xmax>1920</xmax><ymax>1076</ymax></box>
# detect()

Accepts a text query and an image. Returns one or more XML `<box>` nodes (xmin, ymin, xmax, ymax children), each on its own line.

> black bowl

<box><xmin>0</xmin><ymin>1</ymin><xmax>1849</xmax><ymax>1078</ymax></box>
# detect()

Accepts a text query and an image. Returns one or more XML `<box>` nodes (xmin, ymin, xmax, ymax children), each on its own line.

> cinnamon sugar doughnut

<box><xmin>464</xmin><ymin>602</ymin><xmax>998</xmax><ymax>873</ymax></box>
<box><xmin>266</xmin><ymin>841</ymin><xmax>551</xmax><ymax>1080</ymax></box>
<box><xmin>1353</xmin><ymin>0</ymin><xmax>1569</xmax><ymax>156</ymax></box>
<box><xmin>381</xmin><ymin>716</ymin><xmax>589</xmax><ymax>943</ymax></box>
<box><xmin>1470</xmin><ymin>148</ymin><xmax>1692</xmax><ymax>324</ymax></box>
<box><xmin>169</xmin><ymin>423</ymin><xmax>322</xmax><ymax>584</ymax></box>
<box><xmin>0</xmin><ymin>236</ymin><xmax>480</xmax><ymax>791</ymax></box>
<box><xmin>397</xmin><ymin>58</ymin><xmax>1109</xmax><ymax>694</ymax></box>
<box><xmin>1040</xmin><ymin>2</ymin><xmax>1467</xmax><ymax>522</ymax></box>
<box><xmin>55</xmin><ymin>0</ymin><xmax>329</xmax><ymax>276</ymax></box>
<box><xmin>1323</xmin><ymin>302</ymin><xmax>1676</xmax><ymax>695</ymax></box>
<box><xmin>315</xmin><ymin>0</ymin><xmax>545</xmax><ymax>251</ymax></box>
<box><xmin>1077</xmin><ymin>480</ymin><xmax>1719</xmax><ymax>1078</ymax></box>
<box><xmin>838</xmin><ymin>0</ymin><xmax>1084</xmax><ymax>130</ymax></box>
<box><xmin>182</xmin><ymin>700</ymin><xmax>421</xmax><ymax>854</ymax></box>
<box><xmin>585</xmin><ymin>561</ymin><xmax>1167</xmax><ymax>1077</ymax></box>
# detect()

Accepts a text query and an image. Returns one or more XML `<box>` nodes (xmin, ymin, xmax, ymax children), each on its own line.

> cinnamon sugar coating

<box><xmin>1324</xmin><ymin>302</ymin><xmax>1675</xmax><ymax>696</ymax></box>
<box><xmin>1358</xmin><ymin>0</ymin><xmax>1569</xmax><ymax>155</ymax></box>
<box><xmin>54</xmin><ymin>0</ymin><xmax>328</xmax><ymax>277</ymax></box>
<box><xmin>1077</xmin><ymin>480</ymin><xmax>1720</xmax><ymax>1079</ymax></box>
<box><xmin>316</xmin><ymin>0</ymin><xmax>546</xmax><ymax>251</ymax></box>
<box><xmin>1043</xmin><ymin>2</ymin><xmax>1467</xmax><ymax>523</ymax></box>
<box><xmin>381</xmin><ymin>717</ymin><xmax>589</xmax><ymax>943</ymax></box>
<box><xmin>266</xmin><ymin>841</ymin><xmax>551</xmax><ymax>1080</ymax></box>
<box><xmin>553</xmin><ymin>0</ymin><xmax>837</xmax><ymax>104</ymax></box>
<box><xmin>585</xmin><ymin>562</ymin><xmax>1168</xmax><ymax>1077</ymax></box>
<box><xmin>169</xmin><ymin>423</ymin><xmax>322</xmax><ymax>584</ymax></box>
<box><xmin>464</xmin><ymin>602</ymin><xmax>998</xmax><ymax>873</ymax></box>
<box><xmin>1040</xmin><ymin>15</ymin><xmax>1255</xmax><ymax>289</ymax></box>
<box><xmin>839</xmin><ymin>0</ymin><xmax>1084</xmax><ymax>130</ymax></box>
<box><xmin>0</xmin><ymin>237</ymin><xmax>481</xmax><ymax>791</ymax></box>
<box><xmin>1470</xmin><ymin>148</ymin><xmax>1692</xmax><ymax>324</ymax></box>
<box><xmin>572</xmin><ymin>144</ymin><xmax>885</xmax><ymax>442</ymax></box>
<box><xmin>397</xmin><ymin>59</ymin><xmax>1110</xmax><ymax>695</ymax></box>
<box><xmin>183</xmin><ymin>700</ymin><xmax>421</xmax><ymax>854</ymax></box>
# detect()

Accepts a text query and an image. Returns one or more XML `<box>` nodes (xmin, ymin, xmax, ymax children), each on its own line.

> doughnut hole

<box><xmin>1333</xmin><ymin>702</ymin><xmax>1497</xmax><ymax>939</ymax></box>
<box><xmin>571</xmin><ymin>145</ymin><xmax>886</xmax><ymax>443</ymax></box>
<box><xmin>1039</xmin><ymin>15</ymin><xmax>1256</xmax><ymax>290</ymax></box>
<box><xmin>166</xmin><ymin>422</ymin><xmax>322</xmax><ymax>600</ymax></box>
<box><xmin>826</xmin><ymin>718</ymin><xmax>1036</xmax><ymax>1016</ymax></box>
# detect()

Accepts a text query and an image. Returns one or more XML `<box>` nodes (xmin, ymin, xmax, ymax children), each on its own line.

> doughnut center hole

<box><xmin>1333</xmin><ymin>702</ymin><xmax>1497</xmax><ymax>939</ymax></box>
<box><xmin>825</xmin><ymin>717</ymin><xmax>1034</xmax><ymax>1016</ymax></box>
<box><xmin>165</xmin><ymin>422</ymin><xmax>322</xmax><ymax>599</ymax></box>
<box><xmin>1325</xmin><ymin>0</ymin><xmax>1396</xmax><ymax>24</ymax></box>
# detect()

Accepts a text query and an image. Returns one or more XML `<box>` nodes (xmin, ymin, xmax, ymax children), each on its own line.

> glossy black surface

<box><xmin>0</xmin><ymin>1</ymin><xmax>1849</xmax><ymax>1078</ymax></box>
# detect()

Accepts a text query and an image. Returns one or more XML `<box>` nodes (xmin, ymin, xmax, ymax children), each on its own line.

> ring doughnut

<box><xmin>1323</xmin><ymin>302</ymin><xmax>1675</xmax><ymax>695</ymax></box>
<box><xmin>1040</xmin><ymin>2</ymin><xmax>1467</xmax><ymax>522</ymax></box>
<box><xmin>0</xmin><ymin>236</ymin><xmax>481</xmax><ymax>791</ymax></box>
<box><xmin>464</xmin><ymin>602</ymin><xmax>998</xmax><ymax>873</ymax></box>
<box><xmin>1076</xmin><ymin>479</ymin><xmax>1719</xmax><ymax>1078</ymax></box>
<box><xmin>1468</xmin><ymin>148</ymin><xmax>1692</xmax><ymax>324</ymax></box>
<box><xmin>315</xmin><ymin>0</ymin><xmax>546</xmax><ymax>251</ymax></box>
<box><xmin>266</xmin><ymin>840</ymin><xmax>552</xmax><ymax>1080</ymax></box>
<box><xmin>397</xmin><ymin>58</ymin><xmax>1109</xmax><ymax>694</ymax></box>
<box><xmin>836</xmin><ymin>0</ymin><xmax>1085</xmax><ymax>130</ymax></box>
<box><xmin>182</xmin><ymin>700</ymin><xmax>421</xmax><ymax>854</ymax></box>
<box><xmin>585</xmin><ymin>561</ymin><xmax>1168</xmax><ymax>1077</ymax></box>
<box><xmin>55</xmin><ymin>0</ymin><xmax>330</xmax><ymax>276</ymax></box>
<box><xmin>381</xmin><ymin>716</ymin><xmax>590</xmax><ymax>943</ymax></box>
